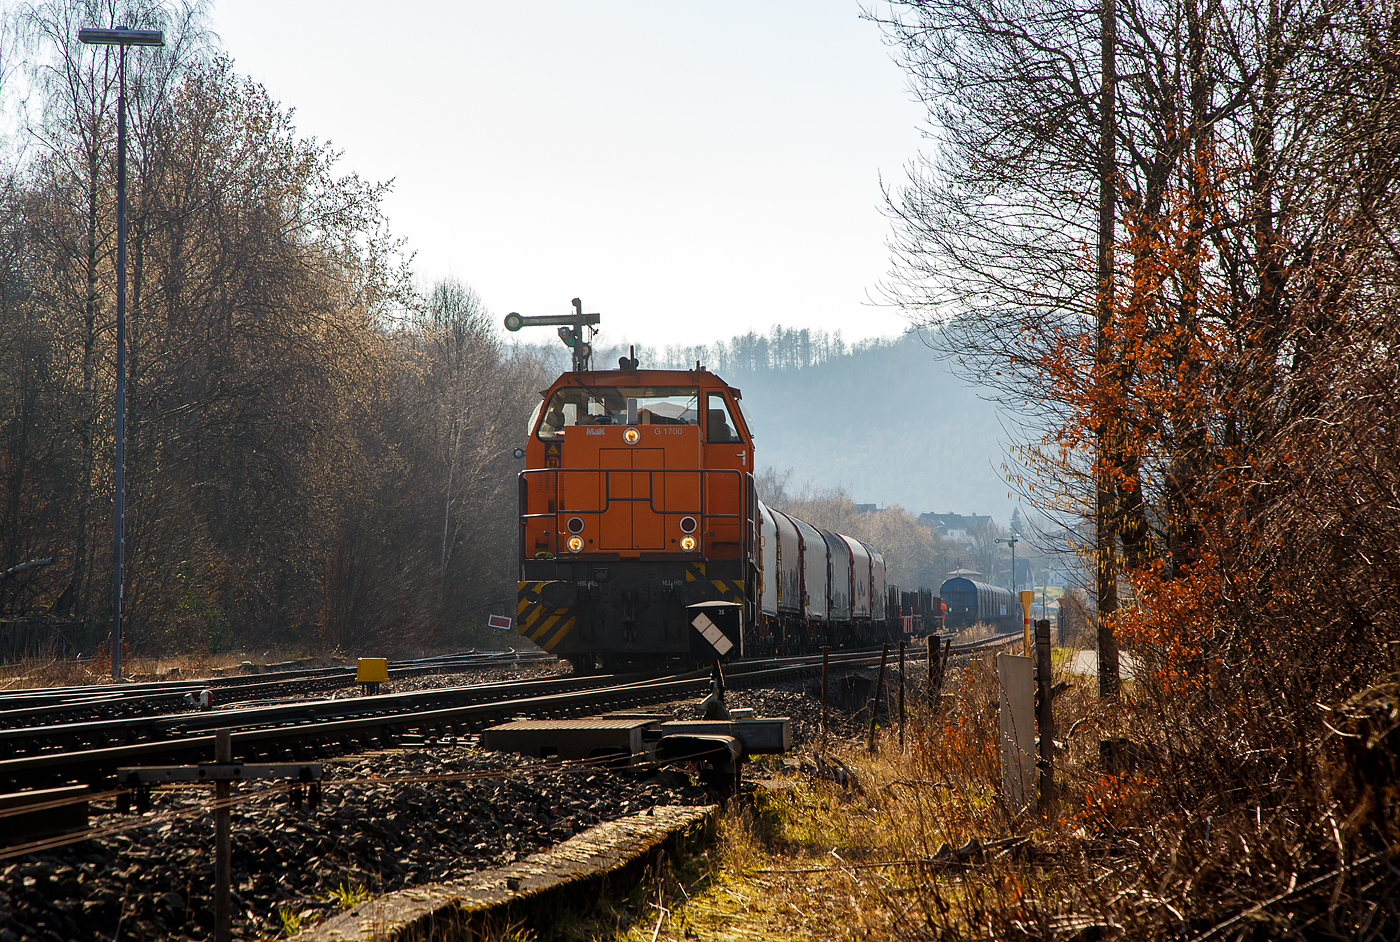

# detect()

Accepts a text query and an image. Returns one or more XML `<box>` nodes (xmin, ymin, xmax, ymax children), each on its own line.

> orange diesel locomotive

<box><xmin>511</xmin><ymin>309</ymin><xmax>899</xmax><ymax>669</ymax></box>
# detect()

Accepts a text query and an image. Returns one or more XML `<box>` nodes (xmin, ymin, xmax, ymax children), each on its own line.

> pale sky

<box><xmin>211</xmin><ymin>1</ymin><xmax>928</xmax><ymax>351</ymax></box>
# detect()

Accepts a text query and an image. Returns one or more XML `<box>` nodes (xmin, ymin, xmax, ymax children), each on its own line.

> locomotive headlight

<box><xmin>566</xmin><ymin>516</ymin><xmax>585</xmax><ymax>534</ymax></box>
<box><xmin>567</xmin><ymin>535</ymin><xmax>584</xmax><ymax>553</ymax></box>
<box><xmin>679</xmin><ymin>516</ymin><xmax>697</xmax><ymax>533</ymax></box>
<box><xmin>680</xmin><ymin>535</ymin><xmax>697</xmax><ymax>552</ymax></box>
<box><xmin>623</xmin><ymin>427</ymin><xmax>640</xmax><ymax>444</ymax></box>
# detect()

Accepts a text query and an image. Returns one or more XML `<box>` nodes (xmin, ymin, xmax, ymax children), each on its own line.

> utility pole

<box><xmin>996</xmin><ymin>534</ymin><xmax>1020</xmax><ymax>594</ymax></box>
<box><xmin>79</xmin><ymin>25</ymin><xmax>165</xmax><ymax>680</ymax></box>
<box><xmin>1096</xmin><ymin>0</ymin><xmax>1121</xmax><ymax>701</ymax></box>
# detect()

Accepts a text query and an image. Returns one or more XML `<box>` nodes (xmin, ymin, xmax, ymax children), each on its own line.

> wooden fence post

<box><xmin>927</xmin><ymin>637</ymin><xmax>939</xmax><ymax>707</ymax></box>
<box><xmin>898</xmin><ymin>640</ymin><xmax>906</xmax><ymax>750</ymax></box>
<box><xmin>1035</xmin><ymin>619</ymin><xmax>1055</xmax><ymax>812</ymax></box>
<box><xmin>821</xmin><ymin>646</ymin><xmax>830</xmax><ymax>752</ymax></box>
<box><xmin>869</xmin><ymin>643</ymin><xmax>889</xmax><ymax>754</ymax></box>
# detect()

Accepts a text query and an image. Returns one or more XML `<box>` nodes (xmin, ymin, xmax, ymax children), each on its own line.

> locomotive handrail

<box><xmin>517</xmin><ymin>467</ymin><xmax>747</xmax><ymax>561</ymax></box>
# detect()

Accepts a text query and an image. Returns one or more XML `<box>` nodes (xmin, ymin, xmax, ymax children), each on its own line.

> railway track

<box><xmin>0</xmin><ymin>649</ymin><xmax>556</xmax><ymax>729</ymax></box>
<box><xmin>0</xmin><ymin>631</ymin><xmax>1025</xmax><ymax>938</ymax></box>
<box><xmin>0</xmin><ymin>634</ymin><xmax>1018</xmax><ymax>793</ymax></box>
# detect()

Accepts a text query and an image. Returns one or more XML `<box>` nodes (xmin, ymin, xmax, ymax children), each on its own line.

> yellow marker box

<box><xmin>355</xmin><ymin>658</ymin><xmax>389</xmax><ymax>683</ymax></box>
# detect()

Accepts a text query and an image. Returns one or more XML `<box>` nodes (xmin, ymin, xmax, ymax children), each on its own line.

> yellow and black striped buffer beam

<box><xmin>709</xmin><ymin>579</ymin><xmax>746</xmax><ymax>603</ymax></box>
<box><xmin>516</xmin><ymin>581</ymin><xmax>575</xmax><ymax>653</ymax></box>
<box><xmin>683</xmin><ymin>563</ymin><xmax>743</xmax><ymax>603</ymax></box>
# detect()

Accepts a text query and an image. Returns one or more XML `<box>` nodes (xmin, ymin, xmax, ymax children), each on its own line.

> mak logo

<box><xmin>586</xmin><ymin>428</ymin><xmax>606</xmax><ymax>435</ymax></box>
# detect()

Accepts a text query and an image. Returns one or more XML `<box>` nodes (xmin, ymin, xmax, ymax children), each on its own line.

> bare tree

<box><xmin>872</xmin><ymin>0</ymin><xmax>1373</xmax><ymax>600</ymax></box>
<box><xmin>874</xmin><ymin>5</ymin><xmax>1400</xmax><ymax>927</ymax></box>
<box><xmin>13</xmin><ymin>0</ymin><xmax>208</xmax><ymax>619</ymax></box>
<box><xmin>966</xmin><ymin>518</ymin><xmax>1006</xmax><ymax>583</ymax></box>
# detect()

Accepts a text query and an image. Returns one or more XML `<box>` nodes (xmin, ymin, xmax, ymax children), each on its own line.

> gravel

<box><xmin>699</xmin><ymin>666</ymin><xmax>941</xmax><ymax>746</ymax></box>
<box><xmin>0</xmin><ymin>747</ymin><xmax>709</xmax><ymax>941</ymax></box>
<box><xmin>0</xmin><ymin>663</ymin><xmax>897</xmax><ymax>941</ymax></box>
<box><xmin>376</xmin><ymin>662</ymin><xmax>571</xmax><ymax>694</ymax></box>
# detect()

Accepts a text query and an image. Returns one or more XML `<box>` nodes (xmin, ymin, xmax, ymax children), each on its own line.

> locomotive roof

<box><xmin>541</xmin><ymin>368</ymin><xmax>742</xmax><ymax>398</ymax></box>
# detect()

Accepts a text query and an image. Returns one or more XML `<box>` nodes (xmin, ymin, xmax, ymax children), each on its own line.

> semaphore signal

<box><xmin>503</xmin><ymin>298</ymin><xmax>599</xmax><ymax>371</ymax></box>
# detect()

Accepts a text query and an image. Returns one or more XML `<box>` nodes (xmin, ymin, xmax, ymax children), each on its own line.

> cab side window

<box><xmin>706</xmin><ymin>394</ymin><xmax>742</xmax><ymax>443</ymax></box>
<box><xmin>538</xmin><ymin>402</ymin><xmax>570</xmax><ymax>438</ymax></box>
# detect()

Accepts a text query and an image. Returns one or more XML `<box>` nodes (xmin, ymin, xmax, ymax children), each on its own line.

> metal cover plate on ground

<box><xmin>658</xmin><ymin>718</ymin><xmax>791</xmax><ymax>754</ymax></box>
<box><xmin>481</xmin><ymin>717</ymin><xmax>658</xmax><ymax>761</ymax></box>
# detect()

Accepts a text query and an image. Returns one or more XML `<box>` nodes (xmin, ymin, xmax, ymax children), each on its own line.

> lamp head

<box><xmin>78</xmin><ymin>27</ymin><xmax>165</xmax><ymax>46</ymax></box>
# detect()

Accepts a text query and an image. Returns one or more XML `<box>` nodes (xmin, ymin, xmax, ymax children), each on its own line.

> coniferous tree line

<box><xmin>0</xmin><ymin>1</ymin><xmax>550</xmax><ymax>656</ymax></box>
<box><xmin>594</xmin><ymin>324</ymin><xmax>898</xmax><ymax>377</ymax></box>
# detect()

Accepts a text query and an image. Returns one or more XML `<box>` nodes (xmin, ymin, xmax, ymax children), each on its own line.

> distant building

<box><xmin>919</xmin><ymin>512</ymin><xmax>993</xmax><ymax>543</ymax></box>
<box><xmin>855</xmin><ymin>503</ymin><xmax>879</xmax><ymax>514</ymax></box>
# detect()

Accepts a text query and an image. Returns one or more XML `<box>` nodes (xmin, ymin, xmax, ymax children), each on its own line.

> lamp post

<box><xmin>78</xmin><ymin>26</ymin><xmax>164</xmax><ymax>681</ymax></box>
<box><xmin>995</xmin><ymin>534</ymin><xmax>1020</xmax><ymax>594</ymax></box>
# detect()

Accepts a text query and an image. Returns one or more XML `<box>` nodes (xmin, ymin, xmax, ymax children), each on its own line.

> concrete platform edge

<box><xmin>303</xmin><ymin>804</ymin><xmax>717</xmax><ymax>941</ymax></box>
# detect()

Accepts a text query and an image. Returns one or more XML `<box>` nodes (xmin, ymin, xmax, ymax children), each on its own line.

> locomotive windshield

<box><xmin>536</xmin><ymin>386</ymin><xmax>699</xmax><ymax>439</ymax></box>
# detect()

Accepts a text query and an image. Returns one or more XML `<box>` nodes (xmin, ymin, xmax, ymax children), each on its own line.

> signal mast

<box><xmin>503</xmin><ymin>297</ymin><xmax>599</xmax><ymax>371</ymax></box>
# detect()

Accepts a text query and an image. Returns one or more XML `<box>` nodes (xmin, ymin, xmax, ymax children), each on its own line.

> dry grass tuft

<box><xmin>0</xmin><ymin>650</ymin><xmax>311</xmax><ymax>690</ymax></box>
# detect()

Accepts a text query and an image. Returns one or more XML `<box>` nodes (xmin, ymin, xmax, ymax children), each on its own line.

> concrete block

<box><xmin>303</xmin><ymin>804</ymin><xmax>716</xmax><ymax>941</ymax></box>
<box><xmin>0</xmin><ymin>785</ymin><xmax>88</xmax><ymax>847</ymax></box>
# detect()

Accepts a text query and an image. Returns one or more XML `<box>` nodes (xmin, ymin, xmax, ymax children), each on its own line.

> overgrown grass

<box><xmin>277</xmin><ymin>905</ymin><xmax>305</xmax><ymax>938</ymax></box>
<box><xmin>606</xmin><ymin>651</ymin><xmax>1398</xmax><ymax>941</ymax></box>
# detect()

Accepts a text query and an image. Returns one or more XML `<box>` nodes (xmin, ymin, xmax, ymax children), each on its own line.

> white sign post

<box><xmin>997</xmin><ymin>652</ymin><xmax>1037</xmax><ymax>814</ymax></box>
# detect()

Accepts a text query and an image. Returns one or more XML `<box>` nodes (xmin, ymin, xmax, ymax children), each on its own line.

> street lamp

<box><xmin>79</xmin><ymin>25</ymin><xmax>164</xmax><ymax>681</ymax></box>
<box><xmin>995</xmin><ymin>534</ymin><xmax>1021</xmax><ymax>594</ymax></box>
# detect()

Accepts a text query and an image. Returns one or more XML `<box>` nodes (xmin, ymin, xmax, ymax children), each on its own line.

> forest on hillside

<box><xmin>0</xmin><ymin>4</ymin><xmax>549</xmax><ymax>656</ymax></box>
<box><xmin>592</xmin><ymin>330</ymin><xmax>1017</xmax><ymax>520</ymax></box>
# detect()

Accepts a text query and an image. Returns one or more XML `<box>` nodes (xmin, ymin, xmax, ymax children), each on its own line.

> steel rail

<box><xmin>0</xmin><ymin>669</ymin><xmax>676</xmax><ymax>760</ymax></box>
<box><xmin>0</xmin><ymin>636</ymin><xmax>1016</xmax><ymax>748</ymax></box>
<box><xmin>0</xmin><ymin>651</ymin><xmax>556</xmax><ymax>726</ymax></box>
<box><xmin>0</xmin><ymin>649</ymin><xmax>551</xmax><ymax>709</ymax></box>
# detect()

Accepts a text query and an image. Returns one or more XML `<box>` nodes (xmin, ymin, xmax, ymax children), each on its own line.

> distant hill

<box><xmin>592</xmin><ymin>330</ymin><xmax>1020</xmax><ymax>523</ymax></box>
<box><xmin>729</xmin><ymin>334</ymin><xmax>1016</xmax><ymax>523</ymax></box>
